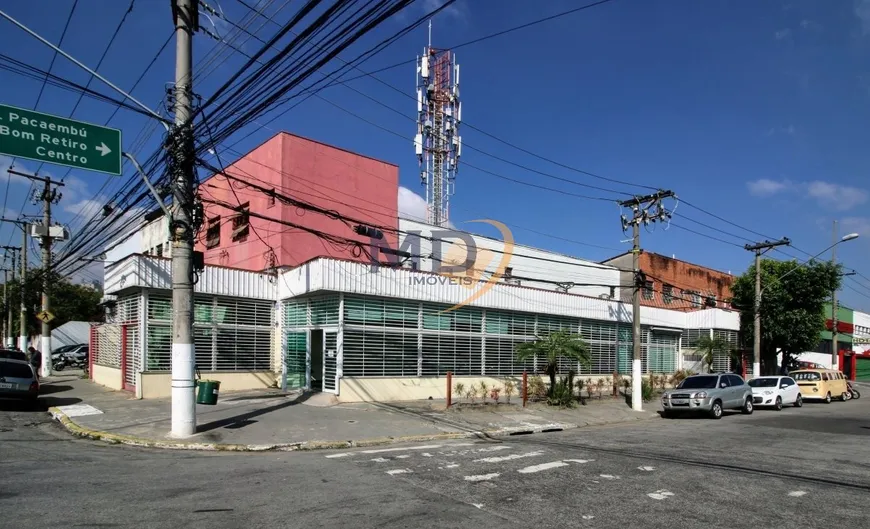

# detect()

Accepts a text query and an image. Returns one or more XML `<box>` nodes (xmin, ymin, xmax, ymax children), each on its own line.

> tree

<box><xmin>730</xmin><ymin>259</ymin><xmax>840</xmax><ymax>374</ymax></box>
<box><xmin>2</xmin><ymin>267</ymin><xmax>103</xmax><ymax>339</ymax></box>
<box><xmin>515</xmin><ymin>330</ymin><xmax>592</xmax><ymax>397</ymax></box>
<box><xmin>696</xmin><ymin>335</ymin><xmax>731</xmax><ymax>373</ymax></box>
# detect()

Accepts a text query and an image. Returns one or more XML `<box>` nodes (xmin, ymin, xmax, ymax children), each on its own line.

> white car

<box><xmin>747</xmin><ymin>376</ymin><xmax>802</xmax><ymax>410</ymax></box>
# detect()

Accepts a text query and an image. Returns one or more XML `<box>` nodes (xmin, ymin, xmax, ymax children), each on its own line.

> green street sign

<box><xmin>0</xmin><ymin>104</ymin><xmax>122</xmax><ymax>176</ymax></box>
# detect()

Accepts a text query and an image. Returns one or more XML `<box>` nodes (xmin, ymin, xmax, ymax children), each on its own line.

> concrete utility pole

<box><xmin>619</xmin><ymin>190</ymin><xmax>675</xmax><ymax>412</ymax></box>
<box><xmin>2</xmin><ymin>269</ymin><xmax>7</xmax><ymax>346</ymax></box>
<box><xmin>20</xmin><ymin>227</ymin><xmax>27</xmax><ymax>351</ymax></box>
<box><xmin>169</xmin><ymin>0</ymin><xmax>198</xmax><ymax>437</ymax></box>
<box><xmin>831</xmin><ymin>220</ymin><xmax>838</xmax><ymax>370</ymax></box>
<box><xmin>1</xmin><ymin>245</ymin><xmax>18</xmax><ymax>348</ymax></box>
<box><xmin>744</xmin><ymin>238</ymin><xmax>791</xmax><ymax>378</ymax></box>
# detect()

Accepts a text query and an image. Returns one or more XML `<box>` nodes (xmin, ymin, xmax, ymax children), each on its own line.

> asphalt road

<box><xmin>2</xmin><ymin>391</ymin><xmax>869</xmax><ymax>529</ymax></box>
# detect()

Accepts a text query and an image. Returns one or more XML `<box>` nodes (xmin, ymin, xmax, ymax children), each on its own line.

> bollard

<box><xmin>522</xmin><ymin>370</ymin><xmax>528</xmax><ymax>408</ymax></box>
<box><xmin>446</xmin><ymin>371</ymin><xmax>452</xmax><ymax>408</ymax></box>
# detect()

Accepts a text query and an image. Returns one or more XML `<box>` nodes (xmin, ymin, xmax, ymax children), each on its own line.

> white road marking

<box><xmin>472</xmin><ymin>503</ymin><xmax>484</xmax><ymax>509</ymax></box>
<box><xmin>464</xmin><ymin>473</ymin><xmax>500</xmax><ymax>482</ymax></box>
<box><xmin>362</xmin><ymin>444</ymin><xmax>441</xmax><ymax>454</ymax></box>
<box><xmin>324</xmin><ymin>453</ymin><xmax>351</xmax><ymax>459</ymax></box>
<box><xmin>565</xmin><ymin>459</ymin><xmax>594</xmax><ymax>464</ymax></box>
<box><xmin>56</xmin><ymin>404</ymin><xmax>103</xmax><ymax>418</ymax></box>
<box><xmin>647</xmin><ymin>490</ymin><xmax>675</xmax><ymax>500</ymax></box>
<box><xmin>599</xmin><ymin>474</ymin><xmax>620</xmax><ymax>480</ymax></box>
<box><xmin>395</xmin><ymin>455</ymin><xmax>410</xmax><ymax>459</ymax></box>
<box><xmin>637</xmin><ymin>466</ymin><xmax>655</xmax><ymax>471</ymax></box>
<box><xmin>371</xmin><ymin>457</ymin><xmax>390</xmax><ymax>462</ymax></box>
<box><xmin>438</xmin><ymin>446</ymin><xmax>510</xmax><ymax>457</ymax></box>
<box><xmin>518</xmin><ymin>461</ymin><xmax>569</xmax><ymax>474</ymax></box>
<box><xmin>788</xmin><ymin>491</ymin><xmax>807</xmax><ymax>497</ymax></box>
<box><xmin>422</xmin><ymin>453</ymin><xmax>433</xmax><ymax>457</ymax></box>
<box><xmin>582</xmin><ymin>515</ymin><xmax>594</xmax><ymax>520</ymax></box>
<box><xmin>475</xmin><ymin>450</ymin><xmax>544</xmax><ymax>463</ymax></box>
<box><xmin>386</xmin><ymin>469</ymin><xmax>412</xmax><ymax>476</ymax></box>
<box><xmin>439</xmin><ymin>463</ymin><xmax>460</xmax><ymax>469</ymax></box>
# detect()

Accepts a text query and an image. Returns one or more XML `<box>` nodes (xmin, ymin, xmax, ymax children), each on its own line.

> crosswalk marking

<box><xmin>517</xmin><ymin>461</ymin><xmax>569</xmax><ymax>474</ymax></box>
<box><xmin>464</xmin><ymin>473</ymin><xmax>500</xmax><ymax>482</ymax></box>
<box><xmin>386</xmin><ymin>469</ymin><xmax>412</xmax><ymax>476</ymax></box>
<box><xmin>564</xmin><ymin>459</ymin><xmax>594</xmax><ymax>464</ymax></box>
<box><xmin>361</xmin><ymin>444</ymin><xmax>442</xmax><ymax>454</ymax></box>
<box><xmin>474</xmin><ymin>451</ymin><xmax>544</xmax><ymax>464</ymax></box>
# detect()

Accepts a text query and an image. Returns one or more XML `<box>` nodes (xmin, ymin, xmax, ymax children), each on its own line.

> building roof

<box><xmin>601</xmin><ymin>250</ymin><xmax>732</xmax><ymax>276</ymax></box>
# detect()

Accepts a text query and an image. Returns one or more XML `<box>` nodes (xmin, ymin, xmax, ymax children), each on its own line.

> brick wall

<box><xmin>640</xmin><ymin>252</ymin><xmax>733</xmax><ymax>311</ymax></box>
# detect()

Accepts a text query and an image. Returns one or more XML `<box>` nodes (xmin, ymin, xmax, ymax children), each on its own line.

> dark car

<box><xmin>0</xmin><ymin>349</ymin><xmax>28</xmax><ymax>362</ymax></box>
<box><xmin>0</xmin><ymin>358</ymin><xmax>40</xmax><ymax>401</ymax></box>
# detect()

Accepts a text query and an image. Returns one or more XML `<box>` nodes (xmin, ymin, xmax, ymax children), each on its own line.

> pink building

<box><xmin>197</xmin><ymin>132</ymin><xmax>399</xmax><ymax>270</ymax></box>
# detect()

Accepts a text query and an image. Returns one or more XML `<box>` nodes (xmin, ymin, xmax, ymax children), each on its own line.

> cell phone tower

<box><xmin>415</xmin><ymin>21</ymin><xmax>461</xmax><ymax>227</ymax></box>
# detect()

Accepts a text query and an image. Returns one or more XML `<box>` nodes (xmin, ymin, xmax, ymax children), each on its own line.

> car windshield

<box><xmin>748</xmin><ymin>378</ymin><xmax>778</xmax><ymax>388</ymax></box>
<box><xmin>0</xmin><ymin>361</ymin><xmax>34</xmax><ymax>379</ymax></box>
<box><xmin>793</xmin><ymin>372</ymin><xmax>821</xmax><ymax>381</ymax></box>
<box><xmin>678</xmin><ymin>376</ymin><xmax>718</xmax><ymax>389</ymax></box>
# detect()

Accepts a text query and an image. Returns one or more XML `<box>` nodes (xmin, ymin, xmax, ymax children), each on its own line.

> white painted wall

<box><xmin>397</xmin><ymin>218</ymin><xmax>622</xmax><ymax>300</ymax></box>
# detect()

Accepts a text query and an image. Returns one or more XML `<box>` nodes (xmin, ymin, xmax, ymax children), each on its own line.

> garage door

<box><xmin>856</xmin><ymin>358</ymin><xmax>870</xmax><ymax>381</ymax></box>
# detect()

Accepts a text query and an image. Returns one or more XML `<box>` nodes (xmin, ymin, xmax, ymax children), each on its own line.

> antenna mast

<box><xmin>415</xmin><ymin>21</ymin><xmax>461</xmax><ymax>227</ymax></box>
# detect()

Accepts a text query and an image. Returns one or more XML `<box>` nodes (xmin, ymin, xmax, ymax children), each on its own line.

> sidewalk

<box><xmin>41</xmin><ymin>374</ymin><xmax>659</xmax><ymax>451</ymax></box>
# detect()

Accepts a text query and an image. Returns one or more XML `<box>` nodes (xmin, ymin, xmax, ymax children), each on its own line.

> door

<box><xmin>857</xmin><ymin>358</ymin><xmax>870</xmax><ymax>382</ymax></box>
<box><xmin>322</xmin><ymin>331</ymin><xmax>338</xmax><ymax>394</ymax></box>
<box><xmin>727</xmin><ymin>375</ymin><xmax>744</xmax><ymax>407</ymax></box>
<box><xmin>310</xmin><ymin>330</ymin><xmax>324</xmax><ymax>391</ymax></box>
<box><xmin>785</xmin><ymin>378</ymin><xmax>800</xmax><ymax>404</ymax></box>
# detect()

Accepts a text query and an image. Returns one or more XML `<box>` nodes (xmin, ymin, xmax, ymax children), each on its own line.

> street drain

<box><xmin>541</xmin><ymin>428</ymin><xmax>563</xmax><ymax>433</ymax></box>
<box><xmin>347</xmin><ymin>420</ymin><xmax>357</xmax><ymax>424</ymax></box>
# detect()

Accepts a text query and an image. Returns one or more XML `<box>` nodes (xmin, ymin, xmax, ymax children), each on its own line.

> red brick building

<box><xmin>602</xmin><ymin>251</ymin><xmax>734</xmax><ymax>311</ymax></box>
<box><xmin>197</xmin><ymin>132</ymin><xmax>400</xmax><ymax>271</ymax></box>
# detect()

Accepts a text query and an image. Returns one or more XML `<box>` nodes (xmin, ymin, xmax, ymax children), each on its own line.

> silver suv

<box><xmin>661</xmin><ymin>373</ymin><xmax>753</xmax><ymax>419</ymax></box>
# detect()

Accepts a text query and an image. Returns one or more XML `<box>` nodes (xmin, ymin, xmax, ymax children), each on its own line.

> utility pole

<box><xmin>8</xmin><ymin>169</ymin><xmax>64</xmax><ymax>374</ymax></box>
<box><xmin>20</xmin><ymin>227</ymin><xmax>27</xmax><ymax>352</ymax></box>
<box><xmin>831</xmin><ymin>220</ymin><xmax>838</xmax><ymax>371</ymax></box>
<box><xmin>1</xmin><ymin>245</ymin><xmax>18</xmax><ymax>348</ymax></box>
<box><xmin>169</xmin><ymin>0</ymin><xmax>198</xmax><ymax>437</ymax></box>
<box><xmin>2</xmin><ymin>269</ymin><xmax>7</xmax><ymax>347</ymax></box>
<box><xmin>744</xmin><ymin>238</ymin><xmax>791</xmax><ymax>378</ymax></box>
<box><xmin>619</xmin><ymin>190</ymin><xmax>676</xmax><ymax>412</ymax></box>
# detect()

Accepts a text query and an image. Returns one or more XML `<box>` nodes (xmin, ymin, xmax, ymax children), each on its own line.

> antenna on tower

<box><xmin>414</xmin><ymin>23</ymin><xmax>461</xmax><ymax>227</ymax></box>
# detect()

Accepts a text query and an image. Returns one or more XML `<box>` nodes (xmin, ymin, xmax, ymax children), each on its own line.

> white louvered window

<box><xmin>146</xmin><ymin>293</ymin><xmax>273</xmax><ymax>372</ymax></box>
<box><xmin>343</xmin><ymin>329</ymin><xmax>418</xmax><ymax>377</ymax></box>
<box><xmin>712</xmin><ymin>329</ymin><xmax>739</xmax><ymax>372</ymax></box>
<box><xmin>648</xmin><ymin>331</ymin><xmax>678</xmax><ymax>373</ymax></box>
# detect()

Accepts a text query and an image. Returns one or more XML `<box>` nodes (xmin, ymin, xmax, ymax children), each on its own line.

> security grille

<box><xmin>346</xmin><ymin>296</ymin><xmax>417</xmax><ymax>329</ymax></box>
<box><xmin>420</xmin><ymin>333</ymin><xmax>482</xmax><ymax>376</ymax></box>
<box><xmin>343</xmin><ymin>329</ymin><xmax>418</xmax><ymax>377</ymax></box>
<box><xmin>124</xmin><ymin>327</ymin><xmax>140</xmax><ymax>387</ymax></box>
<box><xmin>94</xmin><ymin>324</ymin><xmax>121</xmax><ymax>368</ymax></box>
<box><xmin>146</xmin><ymin>293</ymin><xmax>273</xmax><ymax>372</ymax></box>
<box><xmin>648</xmin><ymin>332</ymin><xmax>678</xmax><ymax>373</ymax></box>
<box><xmin>484</xmin><ymin>337</ymin><xmax>534</xmax><ymax>376</ymax></box>
<box><xmin>712</xmin><ymin>329</ymin><xmax>738</xmax><ymax>372</ymax></box>
<box><xmin>682</xmin><ymin>328</ymin><xmax>705</xmax><ymax>348</ymax></box>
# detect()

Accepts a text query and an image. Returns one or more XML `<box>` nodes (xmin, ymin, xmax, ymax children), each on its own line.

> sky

<box><xmin>1</xmin><ymin>0</ymin><xmax>870</xmax><ymax>311</ymax></box>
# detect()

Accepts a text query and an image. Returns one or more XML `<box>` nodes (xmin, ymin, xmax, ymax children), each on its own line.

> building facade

<box><xmin>602</xmin><ymin>251</ymin><xmax>734</xmax><ymax>311</ymax></box>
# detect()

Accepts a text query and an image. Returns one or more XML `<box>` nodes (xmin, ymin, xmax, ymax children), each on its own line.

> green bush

<box><xmin>547</xmin><ymin>370</ymin><xmax>577</xmax><ymax>408</ymax></box>
<box><xmin>641</xmin><ymin>378</ymin><xmax>654</xmax><ymax>402</ymax></box>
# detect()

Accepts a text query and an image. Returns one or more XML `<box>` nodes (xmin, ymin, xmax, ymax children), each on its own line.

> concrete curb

<box><xmin>47</xmin><ymin>407</ymin><xmax>657</xmax><ymax>452</ymax></box>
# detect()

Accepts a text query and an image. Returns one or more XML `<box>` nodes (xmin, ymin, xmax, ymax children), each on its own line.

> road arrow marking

<box><xmin>96</xmin><ymin>142</ymin><xmax>112</xmax><ymax>156</ymax></box>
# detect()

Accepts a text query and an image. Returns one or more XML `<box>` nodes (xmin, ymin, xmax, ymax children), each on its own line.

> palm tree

<box><xmin>696</xmin><ymin>335</ymin><xmax>731</xmax><ymax>373</ymax></box>
<box><xmin>515</xmin><ymin>331</ymin><xmax>592</xmax><ymax>397</ymax></box>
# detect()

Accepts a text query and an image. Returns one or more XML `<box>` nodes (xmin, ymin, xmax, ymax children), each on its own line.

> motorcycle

<box><xmin>51</xmin><ymin>350</ymin><xmax>88</xmax><ymax>371</ymax></box>
<box><xmin>847</xmin><ymin>381</ymin><xmax>861</xmax><ymax>400</ymax></box>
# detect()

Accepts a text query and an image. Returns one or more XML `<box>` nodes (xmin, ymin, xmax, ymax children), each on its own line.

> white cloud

<box><xmin>397</xmin><ymin>186</ymin><xmax>455</xmax><ymax>228</ymax></box>
<box><xmin>747</xmin><ymin>178</ymin><xmax>791</xmax><ymax>196</ymax></box>
<box><xmin>775</xmin><ymin>28</ymin><xmax>792</xmax><ymax>40</ymax></box>
<box><xmin>841</xmin><ymin>217</ymin><xmax>870</xmax><ymax>238</ymax></box>
<box><xmin>807</xmin><ymin>181</ymin><xmax>869</xmax><ymax>211</ymax></box>
<box><xmin>0</xmin><ymin>155</ymin><xmax>32</xmax><ymax>186</ymax></box>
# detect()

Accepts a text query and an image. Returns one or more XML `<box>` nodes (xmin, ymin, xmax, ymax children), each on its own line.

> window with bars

<box><xmin>663</xmin><ymin>284</ymin><xmax>673</xmax><ymax>304</ymax></box>
<box><xmin>648</xmin><ymin>332</ymin><xmax>678</xmax><ymax>373</ymax></box>
<box><xmin>343</xmin><ymin>329</ymin><xmax>418</xmax><ymax>377</ymax></box>
<box><xmin>421</xmin><ymin>333</ymin><xmax>482</xmax><ymax>376</ymax></box>
<box><xmin>484</xmin><ymin>337</ymin><xmax>534</xmax><ymax>376</ymax></box>
<box><xmin>643</xmin><ymin>280</ymin><xmax>654</xmax><ymax>300</ymax></box>
<box><xmin>422</xmin><ymin>303</ymin><xmax>482</xmax><ymax>333</ymax></box>
<box><xmin>485</xmin><ymin>310</ymin><xmax>535</xmax><ymax>336</ymax></box>
<box><xmin>345</xmin><ymin>296</ymin><xmax>417</xmax><ymax>329</ymax></box>
<box><xmin>146</xmin><ymin>294</ymin><xmax>273</xmax><ymax>372</ymax></box>
<box><xmin>205</xmin><ymin>216</ymin><xmax>221</xmax><ymax>249</ymax></box>
<box><xmin>231</xmin><ymin>202</ymin><xmax>250</xmax><ymax>242</ymax></box>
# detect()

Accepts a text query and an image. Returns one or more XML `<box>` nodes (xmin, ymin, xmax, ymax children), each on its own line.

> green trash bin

<box><xmin>196</xmin><ymin>379</ymin><xmax>220</xmax><ymax>405</ymax></box>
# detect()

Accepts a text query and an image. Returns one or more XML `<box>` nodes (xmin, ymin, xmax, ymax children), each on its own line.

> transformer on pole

<box><xmin>415</xmin><ymin>21</ymin><xmax>461</xmax><ymax>227</ymax></box>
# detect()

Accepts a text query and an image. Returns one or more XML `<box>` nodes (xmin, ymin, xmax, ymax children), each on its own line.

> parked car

<box><xmin>661</xmin><ymin>373</ymin><xmax>754</xmax><ymax>419</ymax></box>
<box><xmin>0</xmin><ymin>357</ymin><xmax>40</xmax><ymax>402</ymax></box>
<box><xmin>792</xmin><ymin>369</ymin><xmax>849</xmax><ymax>403</ymax></box>
<box><xmin>748</xmin><ymin>376</ymin><xmax>802</xmax><ymax>410</ymax></box>
<box><xmin>0</xmin><ymin>349</ymin><xmax>27</xmax><ymax>362</ymax></box>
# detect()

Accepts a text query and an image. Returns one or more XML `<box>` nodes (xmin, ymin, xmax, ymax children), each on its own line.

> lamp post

<box><xmin>754</xmin><ymin>233</ymin><xmax>859</xmax><ymax>377</ymax></box>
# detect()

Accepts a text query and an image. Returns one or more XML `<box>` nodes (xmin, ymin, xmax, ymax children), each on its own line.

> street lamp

<box><xmin>752</xmin><ymin>232</ymin><xmax>859</xmax><ymax>378</ymax></box>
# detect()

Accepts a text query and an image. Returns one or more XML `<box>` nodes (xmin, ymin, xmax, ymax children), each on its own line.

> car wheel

<box><xmin>741</xmin><ymin>396</ymin><xmax>754</xmax><ymax>415</ymax></box>
<box><xmin>710</xmin><ymin>400</ymin><xmax>723</xmax><ymax>419</ymax></box>
<box><xmin>825</xmin><ymin>392</ymin><xmax>832</xmax><ymax>404</ymax></box>
<box><xmin>774</xmin><ymin>396</ymin><xmax>782</xmax><ymax>411</ymax></box>
<box><xmin>794</xmin><ymin>394</ymin><xmax>803</xmax><ymax>407</ymax></box>
<box><xmin>840</xmin><ymin>392</ymin><xmax>849</xmax><ymax>402</ymax></box>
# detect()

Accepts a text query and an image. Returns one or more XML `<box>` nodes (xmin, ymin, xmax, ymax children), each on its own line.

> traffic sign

<box><xmin>36</xmin><ymin>310</ymin><xmax>55</xmax><ymax>324</ymax></box>
<box><xmin>0</xmin><ymin>104</ymin><xmax>122</xmax><ymax>176</ymax></box>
